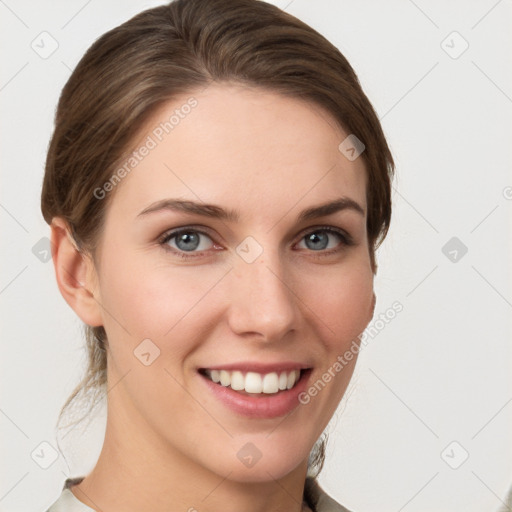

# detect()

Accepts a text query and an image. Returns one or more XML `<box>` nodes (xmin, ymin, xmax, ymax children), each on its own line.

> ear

<box><xmin>50</xmin><ymin>217</ymin><xmax>103</xmax><ymax>327</ymax></box>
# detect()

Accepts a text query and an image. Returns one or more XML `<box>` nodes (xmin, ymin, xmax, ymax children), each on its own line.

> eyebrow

<box><xmin>136</xmin><ymin>197</ymin><xmax>365</xmax><ymax>222</ymax></box>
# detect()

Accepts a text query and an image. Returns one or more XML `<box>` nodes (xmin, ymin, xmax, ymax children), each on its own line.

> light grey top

<box><xmin>46</xmin><ymin>476</ymin><xmax>352</xmax><ymax>512</ymax></box>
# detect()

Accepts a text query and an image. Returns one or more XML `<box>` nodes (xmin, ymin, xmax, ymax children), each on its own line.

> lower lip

<box><xmin>199</xmin><ymin>370</ymin><xmax>312</xmax><ymax>419</ymax></box>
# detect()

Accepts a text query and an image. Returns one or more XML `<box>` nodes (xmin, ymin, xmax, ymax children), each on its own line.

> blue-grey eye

<box><xmin>167</xmin><ymin>230</ymin><xmax>214</xmax><ymax>252</ymax></box>
<box><xmin>299</xmin><ymin>229</ymin><xmax>344</xmax><ymax>251</ymax></box>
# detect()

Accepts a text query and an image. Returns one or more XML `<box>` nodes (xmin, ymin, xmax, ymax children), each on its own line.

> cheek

<box><xmin>98</xmin><ymin>250</ymin><xmax>228</xmax><ymax>349</ymax></box>
<box><xmin>296</xmin><ymin>259</ymin><xmax>374</xmax><ymax>347</ymax></box>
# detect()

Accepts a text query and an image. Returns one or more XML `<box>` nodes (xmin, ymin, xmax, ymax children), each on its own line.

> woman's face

<box><xmin>85</xmin><ymin>83</ymin><xmax>374</xmax><ymax>482</ymax></box>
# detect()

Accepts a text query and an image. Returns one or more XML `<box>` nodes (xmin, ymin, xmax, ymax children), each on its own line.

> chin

<box><xmin>205</xmin><ymin>436</ymin><xmax>310</xmax><ymax>484</ymax></box>
<box><xmin>220</xmin><ymin>459</ymin><xmax>306</xmax><ymax>484</ymax></box>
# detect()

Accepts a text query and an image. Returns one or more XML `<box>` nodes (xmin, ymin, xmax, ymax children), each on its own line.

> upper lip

<box><xmin>199</xmin><ymin>362</ymin><xmax>312</xmax><ymax>373</ymax></box>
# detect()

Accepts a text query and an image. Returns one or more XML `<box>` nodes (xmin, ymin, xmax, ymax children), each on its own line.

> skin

<box><xmin>51</xmin><ymin>83</ymin><xmax>376</xmax><ymax>512</ymax></box>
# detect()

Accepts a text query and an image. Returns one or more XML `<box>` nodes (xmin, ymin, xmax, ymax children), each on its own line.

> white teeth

<box><xmin>204</xmin><ymin>368</ymin><xmax>302</xmax><ymax>394</ymax></box>
<box><xmin>230</xmin><ymin>371</ymin><xmax>245</xmax><ymax>391</ymax></box>
<box><xmin>287</xmin><ymin>371</ymin><xmax>297</xmax><ymax>390</ymax></box>
<box><xmin>245</xmin><ymin>372</ymin><xmax>263</xmax><ymax>393</ymax></box>
<box><xmin>262</xmin><ymin>372</ymin><xmax>279</xmax><ymax>394</ymax></box>
<box><xmin>220</xmin><ymin>370</ymin><xmax>231</xmax><ymax>386</ymax></box>
<box><xmin>278</xmin><ymin>371</ymin><xmax>288</xmax><ymax>390</ymax></box>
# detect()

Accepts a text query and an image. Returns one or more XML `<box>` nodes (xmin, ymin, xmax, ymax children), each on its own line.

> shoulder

<box><xmin>46</xmin><ymin>477</ymin><xmax>94</xmax><ymax>512</ymax></box>
<box><xmin>47</xmin><ymin>475</ymin><xmax>352</xmax><ymax>512</ymax></box>
<box><xmin>304</xmin><ymin>477</ymin><xmax>354</xmax><ymax>512</ymax></box>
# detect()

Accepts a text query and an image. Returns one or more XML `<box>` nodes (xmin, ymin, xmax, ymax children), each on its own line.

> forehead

<box><xmin>108</xmin><ymin>83</ymin><xmax>367</xmax><ymax>221</ymax></box>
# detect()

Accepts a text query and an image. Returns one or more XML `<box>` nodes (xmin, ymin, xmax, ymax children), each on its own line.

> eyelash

<box><xmin>157</xmin><ymin>225</ymin><xmax>354</xmax><ymax>260</ymax></box>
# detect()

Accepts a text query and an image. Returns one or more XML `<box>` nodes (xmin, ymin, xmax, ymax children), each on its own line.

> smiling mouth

<box><xmin>199</xmin><ymin>368</ymin><xmax>309</xmax><ymax>396</ymax></box>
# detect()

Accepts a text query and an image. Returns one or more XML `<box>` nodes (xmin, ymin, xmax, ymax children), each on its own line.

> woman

<box><xmin>42</xmin><ymin>0</ymin><xmax>394</xmax><ymax>510</ymax></box>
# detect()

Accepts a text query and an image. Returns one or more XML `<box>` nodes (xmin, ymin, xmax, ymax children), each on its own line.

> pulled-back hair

<box><xmin>41</xmin><ymin>0</ymin><xmax>394</xmax><ymax>478</ymax></box>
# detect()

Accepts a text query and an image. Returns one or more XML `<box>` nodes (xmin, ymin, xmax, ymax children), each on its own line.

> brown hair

<box><xmin>41</xmin><ymin>0</ymin><xmax>394</xmax><ymax>478</ymax></box>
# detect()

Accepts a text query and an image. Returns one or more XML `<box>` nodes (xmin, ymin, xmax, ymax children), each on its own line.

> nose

<box><xmin>226</xmin><ymin>254</ymin><xmax>299</xmax><ymax>342</ymax></box>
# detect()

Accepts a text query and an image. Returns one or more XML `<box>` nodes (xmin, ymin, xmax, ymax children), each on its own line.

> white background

<box><xmin>1</xmin><ymin>1</ymin><xmax>511</xmax><ymax>511</ymax></box>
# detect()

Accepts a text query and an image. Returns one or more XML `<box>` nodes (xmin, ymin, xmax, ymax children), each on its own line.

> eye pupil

<box><xmin>305</xmin><ymin>231</ymin><xmax>329</xmax><ymax>250</ymax></box>
<box><xmin>176</xmin><ymin>232</ymin><xmax>200</xmax><ymax>251</ymax></box>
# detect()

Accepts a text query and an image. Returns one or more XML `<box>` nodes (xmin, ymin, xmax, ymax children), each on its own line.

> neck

<box><xmin>71</xmin><ymin>389</ymin><xmax>310</xmax><ymax>512</ymax></box>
